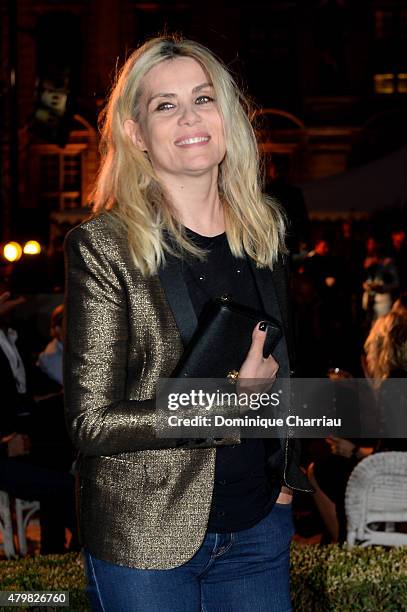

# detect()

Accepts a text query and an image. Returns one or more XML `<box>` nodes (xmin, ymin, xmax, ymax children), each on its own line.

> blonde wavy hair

<box><xmin>364</xmin><ymin>297</ymin><xmax>407</xmax><ymax>385</ymax></box>
<box><xmin>91</xmin><ymin>35</ymin><xmax>286</xmax><ymax>276</ymax></box>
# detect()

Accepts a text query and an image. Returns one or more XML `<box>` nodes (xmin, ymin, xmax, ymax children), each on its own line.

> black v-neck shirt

<box><xmin>182</xmin><ymin>228</ymin><xmax>281</xmax><ymax>532</ymax></box>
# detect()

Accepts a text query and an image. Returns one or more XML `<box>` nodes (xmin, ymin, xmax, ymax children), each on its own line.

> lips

<box><xmin>174</xmin><ymin>133</ymin><xmax>211</xmax><ymax>147</ymax></box>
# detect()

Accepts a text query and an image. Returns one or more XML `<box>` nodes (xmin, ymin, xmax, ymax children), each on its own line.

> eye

<box><xmin>155</xmin><ymin>101</ymin><xmax>175</xmax><ymax>112</ymax></box>
<box><xmin>195</xmin><ymin>95</ymin><xmax>214</xmax><ymax>105</ymax></box>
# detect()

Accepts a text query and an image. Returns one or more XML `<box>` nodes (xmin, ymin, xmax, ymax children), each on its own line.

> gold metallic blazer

<box><xmin>64</xmin><ymin>211</ymin><xmax>312</xmax><ymax>570</ymax></box>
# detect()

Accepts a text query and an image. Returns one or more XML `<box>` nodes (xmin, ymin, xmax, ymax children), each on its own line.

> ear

<box><xmin>124</xmin><ymin>119</ymin><xmax>147</xmax><ymax>152</ymax></box>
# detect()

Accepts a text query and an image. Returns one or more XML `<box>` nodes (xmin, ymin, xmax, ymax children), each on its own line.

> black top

<box><xmin>182</xmin><ymin>228</ymin><xmax>281</xmax><ymax>532</ymax></box>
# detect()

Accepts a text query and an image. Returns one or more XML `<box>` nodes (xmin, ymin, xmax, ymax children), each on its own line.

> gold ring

<box><xmin>226</xmin><ymin>369</ymin><xmax>239</xmax><ymax>382</ymax></box>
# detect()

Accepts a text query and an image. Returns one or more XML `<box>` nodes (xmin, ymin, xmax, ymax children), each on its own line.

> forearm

<box><xmin>67</xmin><ymin>398</ymin><xmax>158</xmax><ymax>455</ymax></box>
<box><xmin>67</xmin><ymin>397</ymin><xmax>240</xmax><ymax>456</ymax></box>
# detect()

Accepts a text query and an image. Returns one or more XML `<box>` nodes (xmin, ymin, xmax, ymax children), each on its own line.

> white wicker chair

<box><xmin>345</xmin><ymin>452</ymin><xmax>407</xmax><ymax>547</ymax></box>
<box><xmin>15</xmin><ymin>498</ymin><xmax>40</xmax><ymax>556</ymax></box>
<box><xmin>0</xmin><ymin>490</ymin><xmax>16</xmax><ymax>558</ymax></box>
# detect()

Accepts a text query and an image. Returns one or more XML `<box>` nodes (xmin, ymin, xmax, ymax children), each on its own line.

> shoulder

<box><xmin>65</xmin><ymin>211</ymin><xmax>118</xmax><ymax>243</ymax></box>
<box><xmin>64</xmin><ymin>212</ymin><xmax>129</xmax><ymax>264</ymax></box>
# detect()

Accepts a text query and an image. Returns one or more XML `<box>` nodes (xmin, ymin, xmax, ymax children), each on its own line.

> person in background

<box><xmin>362</xmin><ymin>236</ymin><xmax>399</xmax><ymax>323</ymax></box>
<box><xmin>364</xmin><ymin>298</ymin><xmax>407</xmax><ymax>452</ymax></box>
<box><xmin>37</xmin><ymin>304</ymin><xmax>63</xmax><ymax>386</ymax></box>
<box><xmin>364</xmin><ymin>292</ymin><xmax>407</xmax><ymax>385</ymax></box>
<box><xmin>0</xmin><ymin>293</ymin><xmax>77</xmax><ymax>554</ymax></box>
<box><xmin>0</xmin><ymin>289</ymin><xmax>31</xmax><ymax>436</ymax></box>
<box><xmin>31</xmin><ymin>304</ymin><xmax>72</xmax><ymax>471</ymax></box>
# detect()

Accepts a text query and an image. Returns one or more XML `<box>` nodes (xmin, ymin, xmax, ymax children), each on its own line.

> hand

<box><xmin>237</xmin><ymin>322</ymin><xmax>279</xmax><ymax>394</ymax></box>
<box><xmin>276</xmin><ymin>485</ymin><xmax>293</xmax><ymax>504</ymax></box>
<box><xmin>326</xmin><ymin>436</ymin><xmax>355</xmax><ymax>458</ymax></box>
<box><xmin>0</xmin><ymin>292</ymin><xmax>26</xmax><ymax>318</ymax></box>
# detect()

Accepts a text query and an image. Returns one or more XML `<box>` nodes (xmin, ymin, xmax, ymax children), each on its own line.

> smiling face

<box><xmin>125</xmin><ymin>57</ymin><xmax>226</xmax><ymax>181</ymax></box>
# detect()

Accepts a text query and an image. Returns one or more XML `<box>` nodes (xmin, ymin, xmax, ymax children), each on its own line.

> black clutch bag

<box><xmin>171</xmin><ymin>295</ymin><xmax>282</xmax><ymax>379</ymax></box>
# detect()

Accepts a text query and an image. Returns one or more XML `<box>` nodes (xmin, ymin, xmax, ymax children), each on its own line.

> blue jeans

<box><xmin>84</xmin><ymin>502</ymin><xmax>294</xmax><ymax>612</ymax></box>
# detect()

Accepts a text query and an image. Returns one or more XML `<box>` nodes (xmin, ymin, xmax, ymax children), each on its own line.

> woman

<box><xmin>364</xmin><ymin>292</ymin><xmax>407</xmax><ymax>385</ymax></box>
<box><xmin>364</xmin><ymin>294</ymin><xmax>407</xmax><ymax>452</ymax></box>
<box><xmin>64</xmin><ymin>36</ymin><xmax>312</xmax><ymax>611</ymax></box>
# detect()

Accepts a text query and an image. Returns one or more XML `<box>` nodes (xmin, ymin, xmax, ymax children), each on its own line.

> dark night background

<box><xmin>1</xmin><ymin>0</ymin><xmax>407</xmax><ymax>246</ymax></box>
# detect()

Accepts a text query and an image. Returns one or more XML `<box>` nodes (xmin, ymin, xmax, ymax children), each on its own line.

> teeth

<box><xmin>176</xmin><ymin>136</ymin><xmax>209</xmax><ymax>145</ymax></box>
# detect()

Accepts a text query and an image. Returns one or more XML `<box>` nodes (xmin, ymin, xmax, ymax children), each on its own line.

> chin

<box><xmin>182</xmin><ymin>164</ymin><xmax>218</xmax><ymax>176</ymax></box>
<box><xmin>181</xmin><ymin>156</ymin><xmax>223</xmax><ymax>174</ymax></box>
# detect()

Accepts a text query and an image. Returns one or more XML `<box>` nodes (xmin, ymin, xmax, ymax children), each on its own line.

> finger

<box><xmin>265</xmin><ymin>354</ymin><xmax>279</xmax><ymax>376</ymax></box>
<box><xmin>248</xmin><ymin>322</ymin><xmax>268</xmax><ymax>359</ymax></box>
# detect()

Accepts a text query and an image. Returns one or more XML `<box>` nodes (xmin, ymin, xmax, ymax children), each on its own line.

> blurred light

<box><xmin>397</xmin><ymin>73</ymin><xmax>407</xmax><ymax>94</ymax></box>
<box><xmin>23</xmin><ymin>240</ymin><xmax>42</xmax><ymax>255</ymax></box>
<box><xmin>3</xmin><ymin>242</ymin><xmax>23</xmax><ymax>262</ymax></box>
<box><xmin>374</xmin><ymin>73</ymin><xmax>395</xmax><ymax>94</ymax></box>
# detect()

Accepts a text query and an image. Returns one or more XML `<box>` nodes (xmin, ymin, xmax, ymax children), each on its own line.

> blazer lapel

<box><xmin>247</xmin><ymin>257</ymin><xmax>291</xmax><ymax>451</ymax></box>
<box><xmin>246</xmin><ymin>258</ymin><xmax>288</xmax><ymax>333</ymax></box>
<box><xmin>158</xmin><ymin>256</ymin><xmax>198</xmax><ymax>347</ymax></box>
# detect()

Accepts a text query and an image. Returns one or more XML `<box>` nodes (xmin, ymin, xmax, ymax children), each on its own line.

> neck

<box><xmin>157</xmin><ymin>167</ymin><xmax>225</xmax><ymax>237</ymax></box>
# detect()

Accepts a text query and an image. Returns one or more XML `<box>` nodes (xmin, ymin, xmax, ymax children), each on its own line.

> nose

<box><xmin>177</xmin><ymin>104</ymin><xmax>201</xmax><ymax>126</ymax></box>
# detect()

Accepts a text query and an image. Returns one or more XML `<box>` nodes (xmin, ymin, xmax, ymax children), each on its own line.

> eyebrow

<box><xmin>147</xmin><ymin>82</ymin><xmax>213</xmax><ymax>108</ymax></box>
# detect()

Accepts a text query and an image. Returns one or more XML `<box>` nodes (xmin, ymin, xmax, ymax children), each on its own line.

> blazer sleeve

<box><xmin>63</xmin><ymin>224</ymin><xmax>172</xmax><ymax>457</ymax></box>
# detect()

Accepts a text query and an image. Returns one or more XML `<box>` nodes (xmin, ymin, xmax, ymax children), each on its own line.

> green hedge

<box><xmin>0</xmin><ymin>553</ymin><xmax>88</xmax><ymax>611</ymax></box>
<box><xmin>290</xmin><ymin>544</ymin><xmax>407</xmax><ymax>611</ymax></box>
<box><xmin>1</xmin><ymin>545</ymin><xmax>406</xmax><ymax>611</ymax></box>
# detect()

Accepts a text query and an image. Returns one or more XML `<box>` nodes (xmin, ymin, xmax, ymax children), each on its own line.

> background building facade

<box><xmin>1</xmin><ymin>0</ymin><xmax>407</xmax><ymax>243</ymax></box>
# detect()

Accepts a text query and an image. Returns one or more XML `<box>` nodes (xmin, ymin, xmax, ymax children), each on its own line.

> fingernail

<box><xmin>259</xmin><ymin>321</ymin><xmax>268</xmax><ymax>332</ymax></box>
